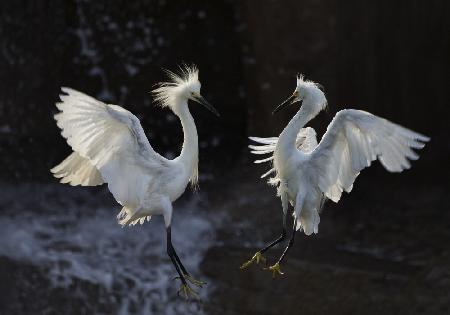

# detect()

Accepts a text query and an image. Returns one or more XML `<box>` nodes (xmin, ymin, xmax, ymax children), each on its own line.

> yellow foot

<box><xmin>185</xmin><ymin>274</ymin><xmax>207</xmax><ymax>288</ymax></box>
<box><xmin>240</xmin><ymin>251</ymin><xmax>267</xmax><ymax>270</ymax></box>
<box><xmin>177</xmin><ymin>283</ymin><xmax>199</xmax><ymax>300</ymax></box>
<box><xmin>265</xmin><ymin>262</ymin><xmax>284</xmax><ymax>278</ymax></box>
<box><xmin>173</xmin><ymin>274</ymin><xmax>206</xmax><ymax>288</ymax></box>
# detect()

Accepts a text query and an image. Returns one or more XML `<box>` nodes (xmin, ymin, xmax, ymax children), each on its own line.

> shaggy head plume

<box><xmin>152</xmin><ymin>64</ymin><xmax>201</xmax><ymax>109</ymax></box>
<box><xmin>296</xmin><ymin>73</ymin><xmax>328</xmax><ymax>112</ymax></box>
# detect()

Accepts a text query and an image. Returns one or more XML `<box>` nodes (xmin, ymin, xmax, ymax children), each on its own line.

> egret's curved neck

<box><xmin>276</xmin><ymin>104</ymin><xmax>315</xmax><ymax>156</ymax></box>
<box><xmin>176</xmin><ymin>100</ymin><xmax>198</xmax><ymax>169</ymax></box>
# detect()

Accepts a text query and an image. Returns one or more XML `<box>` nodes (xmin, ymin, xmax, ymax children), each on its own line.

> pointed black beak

<box><xmin>192</xmin><ymin>94</ymin><xmax>220</xmax><ymax>117</ymax></box>
<box><xmin>272</xmin><ymin>91</ymin><xmax>299</xmax><ymax>115</ymax></box>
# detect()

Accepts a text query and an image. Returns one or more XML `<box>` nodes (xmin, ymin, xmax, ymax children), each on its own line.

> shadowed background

<box><xmin>0</xmin><ymin>0</ymin><xmax>449</xmax><ymax>314</ymax></box>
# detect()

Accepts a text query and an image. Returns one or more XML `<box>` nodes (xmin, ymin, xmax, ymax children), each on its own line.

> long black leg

<box><xmin>166</xmin><ymin>226</ymin><xmax>187</xmax><ymax>284</ymax></box>
<box><xmin>171</xmin><ymin>242</ymin><xmax>189</xmax><ymax>275</ymax></box>
<box><xmin>277</xmin><ymin>220</ymin><xmax>297</xmax><ymax>264</ymax></box>
<box><xmin>260</xmin><ymin>212</ymin><xmax>287</xmax><ymax>254</ymax></box>
<box><xmin>167</xmin><ymin>226</ymin><xmax>201</xmax><ymax>299</ymax></box>
<box><xmin>264</xmin><ymin>220</ymin><xmax>297</xmax><ymax>277</ymax></box>
<box><xmin>240</xmin><ymin>212</ymin><xmax>288</xmax><ymax>270</ymax></box>
<box><xmin>167</xmin><ymin>227</ymin><xmax>206</xmax><ymax>289</ymax></box>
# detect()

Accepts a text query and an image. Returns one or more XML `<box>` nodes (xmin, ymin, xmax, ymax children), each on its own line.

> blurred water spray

<box><xmin>0</xmin><ymin>183</ymin><xmax>218</xmax><ymax>314</ymax></box>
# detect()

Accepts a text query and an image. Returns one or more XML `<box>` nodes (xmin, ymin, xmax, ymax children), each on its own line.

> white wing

<box><xmin>310</xmin><ymin>109</ymin><xmax>429</xmax><ymax>202</ymax></box>
<box><xmin>52</xmin><ymin>87</ymin><xmax>169</xmax><ymax>206</ymax></box>
<box><xmin>249</xmin><ymin>127</ymin><xmax>318</xmax><ymax>178</ymax></box>
<box><xmin>51</xmin><ymin>152</ymin><xmax>103</xmax><ymax>186</ymax></box>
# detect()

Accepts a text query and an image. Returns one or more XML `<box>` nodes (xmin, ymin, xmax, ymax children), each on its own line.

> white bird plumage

<box><xmin>241</xmin><ymin>74</ymin><xmax>429</xmax><ymax>276</ymax></box>
<box><xmin>51</xmin><ymin>65</ymin><xmax>218</xmax><ymax>298</ymax></box>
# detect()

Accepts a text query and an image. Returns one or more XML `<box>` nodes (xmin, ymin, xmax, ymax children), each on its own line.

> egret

<box><xmin>241</xmin><ymin>74</ymin><xmax>429</xmax><ymax>277</ymax></box>
<box><xmin>51</xmin><ymin>65</ymin><xmax>219</xmax><ymax>298</ymax></box>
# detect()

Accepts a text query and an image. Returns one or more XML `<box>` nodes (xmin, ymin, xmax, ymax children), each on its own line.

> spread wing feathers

<box><xmin>53</xmin><ymin>87</ymin><xmax>169</xmax><ymax>206</ymax></box>
<box><xmin>311</xmin><ymin>109</ymin><xmax>430</xmax><ymax>203</ymax></box>
<box><xmin>249</xmin><ymin>127</ymin><xmax>318</xmax><ymax>178</ymax></box>
<box><xmin>51</xmin><ymin>152</ymin><xmax>103</xmax><ymax>186</ymax></box>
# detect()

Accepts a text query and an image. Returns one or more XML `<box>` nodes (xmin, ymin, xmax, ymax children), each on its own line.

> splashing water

<box><xmin>0</xmin><ymin>183</ymin><xmax>217</xmax><ymax>314</ymax></box>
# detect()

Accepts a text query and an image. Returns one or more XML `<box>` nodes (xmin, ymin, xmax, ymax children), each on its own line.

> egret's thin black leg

<box><xmin>240</xmin><ymin>212</ymin><xmax>289</xmax><ymax>270</ymax></box>
<box><xmin>264</xmin><ymin>220</ymin><xmax>297</xmax><ymax>277</ymax></box>
<box><xmin>171</xmin><ymin>242</ymin><xmax>189</xmax><ymax>275</ymax></box>
<box><xmin>277</xmin><ymin>220</ymin><xmax>297</xmax><ymax>264</ymax></box>
<box><xmin>260</xmin><ymin>212</ymin><xmax>287</xmax><ymax>254</ymax></box>
<box><xmin>167</xmin><ymin>226</ymin><xmax>202</xmax><ymax>298</ymax></box>
<box><xmin>166</xmin><ymin>226</ymin><xmax>187</xmax><ymax>284</ymax></box>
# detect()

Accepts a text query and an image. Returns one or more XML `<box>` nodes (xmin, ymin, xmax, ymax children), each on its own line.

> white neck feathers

<box><xmin>176</xmin><ymin>100</ymin><xmax>199</xmax><ymax>187</ymax></box>
<box><xmin>276</xmin><ymin>103</ymin><xmax>316</xmax><ymax>157</ymax></box>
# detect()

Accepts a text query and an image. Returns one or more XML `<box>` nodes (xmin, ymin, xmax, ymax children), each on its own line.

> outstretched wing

<box><xmin>249</xmin><ymin>127</ymin><xmax>318</xmax><ymax>178</ymax></box>
<box><xmin>310</xmin><ymin>109</ymin><xmax>429</xmax><ymax>202</ymax></box>
<box><xmin>51</xmin><ymin>152</ymin><xmax>104</xmax><ymax>186</ymax></box>
<box><xmin>53</xmin><ymin>87</ymin><xmax>169</xmax><ymax>206</ymax></box>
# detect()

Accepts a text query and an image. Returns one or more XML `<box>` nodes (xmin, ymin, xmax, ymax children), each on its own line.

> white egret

<box><xmin>51</xmin><ymin>65</ymin><xmax>219</xmax><ymax>298</ymax></box>
<box><xmin>241</xmin><ymin>74</ymin><xmax>429</xmax><ymax>277</ymax></box>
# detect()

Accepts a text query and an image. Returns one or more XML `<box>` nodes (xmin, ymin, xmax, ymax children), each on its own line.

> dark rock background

<box><xmin>0</xmin><ymin>0</ymin><xmax>449</xmax><ymax>314</ymax></box>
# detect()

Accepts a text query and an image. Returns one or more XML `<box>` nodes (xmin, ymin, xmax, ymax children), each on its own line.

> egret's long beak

<box><xmin>272</xmin><ymin>91</ymin><xmax>299</xmax><ymax>115</ymax></box>
<box><xmin>192</xmin><ymin>93</ymin><xmax>220</xmax><ymax>117</ymax></box>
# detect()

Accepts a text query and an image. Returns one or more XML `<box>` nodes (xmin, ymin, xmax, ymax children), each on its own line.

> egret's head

<box><xmin>273</xmin><ymin>74</ymin><xmax>327</xmax><ymax>116</ymax></box>
<box><xmin>152</xmin><ymin>64</ymin><xmax>219</xmax><ymax>117</ymax></box>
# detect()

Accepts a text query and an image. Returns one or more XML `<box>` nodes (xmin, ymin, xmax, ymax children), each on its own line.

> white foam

<box><xmin>0</xmin><ymin>183</ymin><xmax>216</xmax><ymax>314</ymax></box>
